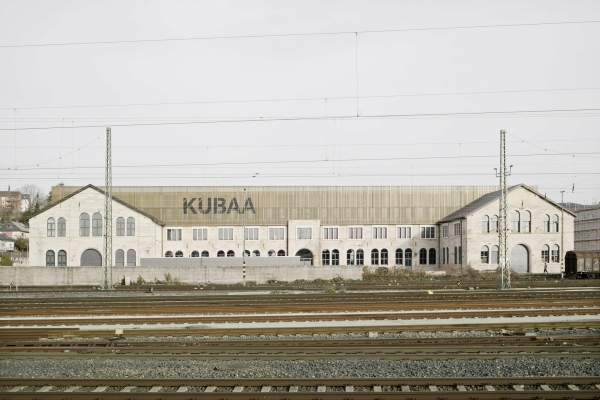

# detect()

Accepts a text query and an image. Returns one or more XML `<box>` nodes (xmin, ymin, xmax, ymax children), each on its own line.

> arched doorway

<box><xmin>295</xmin><ymin>249</ymin><xmax>313</xmax><ymax>265</ymax></box>
<box><xmin>511</xmin><ymin>244</ymin><xmax>529</xmax><ymax>273</ymax></box>
<box><xmin>81</xmin><ymin>249</ymin><xmax>102</xmax><ymax>266</ymax></box>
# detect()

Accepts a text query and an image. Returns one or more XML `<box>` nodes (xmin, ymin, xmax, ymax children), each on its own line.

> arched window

<box><xmin>490</xmin><ymin>215</ymin><xmax>498</xmax><ymax>232</ymax></box>
<box><xmin>175</xmin><ymin>250</ymin><xmax>183</xmax><ymax>257</ymax></box>
<box><xmin>543</xmin><ymin>215</ymin><xmax>550</xmax><ymax>232</ymax></box>
<box><xmin>522</xmin><ymin>211</ymin><xmax>531</xmax><ymax>233</ymax></box>
<box><xmin>380</xmin><ymin>249</ymin><xmax>388</xmax><ymax>265</ymax></box>
<box><xmin>454</xmin><ymin>246</ymin><xmax>458</xmax><ymax>264</ymax></box>
<box><xmin>191</xmin><ymin>250</ymin><xmax>199</xmax><ymax>257</ymax></box>
<box><xmin>481</xmin><ymin>245</ymin><xmax>489</xmax><ymax>263</ymax></box>
<box><xmin>395</xmin><ymin>248</ymin><xmax>403</xmax><ymax>265</ymax></box>
<box><xmin>127</xmin><ymin>249</ymin><xmax>136</xmax><ymax>266</ymax></box>
<box><xmin>227</xmin><ymin>250</ymin><xmax>235</xmax><ymax>257</ymax></box>
<box><xmin>46</xmin><ymin>250</ymin><xmax>55</xmax><ymax>266</ymax></box>
<box><xmin>322</xmin><ymin>250</ymin><xmax>330</xmax><ymax>265</ymax></box>
<box><xmin>79</xmin><ymin>213</ymin><xmax>90</xmax><ymax>236</ymax></box>
<box><xmin>401</xmin><ymin>249</ymin><xmax>410</xmax><ymax>267</ymax></box>
<box><xmin>57</xmin><ymin>250</ymin><xmax>67</xmax><ymax>266</ymax></box>
<box><xmin>115</xmin><ymin>249</ymin><xmax>124</xmax><ymax>266</ymax></box>
<box><xmin>165</xmin><ymin>251</ymin><xmax>173</xmax><ymax>257</ymax></box>
<box><xmin>127</xmin><ymin>217</ymin><xmax>135</xmax><ymax>236</ymax></box>
<box><xmin>428</xmin><ymin>248</ymin><xmax>436</xmax><ymax>265</ymax></box>
<box><xmin>277</xmin><ymin>250</ymin><xmax>285</xmax><ymax>256</ymax></box>
<box><xmin>47</xmin><ymin>217</ymin><xmax>55</xmax><ymax>237</ymax></box>
<box><xmin>491</xmin><ymin>245</ymin><xmax>499</xmax><ymax>264</ymax></box>
<box><xmin>268</xmin><ymin>250</ymin><xmax>276</xmax><ymax>256</ymax></box>
<box><xmin>481</xmin><ymin>215</ymin><xmax>489</xmax><ymax>233</ymax></box>
<box><xmin>244</xmin><ymin>250</ymin><xmax>250</xmax><ymax>257</ymax></box>
<box><xmin>551</xmin><ymin>244</ymin><xmax>559</xmax><ymax>262</ymax></box>
<box><xmin>92</xmin><ymin>212</ymin><xmax>102</xmax><ymax>236</ymax></box>
<box><xmin>201</xmin><ymin>250</ymin><xmax>209</xmax><ymax>257</ymax></box>
<box><xmin>511</xmin><ymin>211</ymin><xmax>520</xmax><ymax>232</ymax></box>
<box><xmin>81</xmin><ymin>249</ymin><xmax>102</xmax><ymax>266</ymax></box>
<box><xmin>347</xmin><ymin>249</ymin><xmax>355</xmax><ymax>265</ymax></box>
<box><xmin>419</xmin><ymin>248</ymin><xmax>427</xmax><ymax>265</ymax></box>
<box><xmin>446</xmin><ymin>247</ymin><xmax>450</xmax><ymax>264</ymax></box>
<box><xmin>331</xmin><ymin>249</ymin><xmax>339</xmax><ymax>265</ymax></box>
<box><xmin>217</xmin><ymin>250</ymin><xmax>225</xmax><ymax>257</ymax></box>
<box><xmin>57</xmin><ymin>218</ymin><xmax>66</xmax><ymax>237</ymax></box>
<box><xmin>116</xmin><ymin>217</ymin><xmax>125</xmax><ymax>236</ymax></box>
<box><xmin>541</xmin><ymin>244</ymin><xmax>549</xmax><ymax>262</ymax></box>
<box><xmin>356</xmin><ymin>249</ymin><xmax>364</xmax><ymax>265</ymax></box>
<box><xmin>552</xmin><ymin>215</ymin><xmax>559</xmax><ymax>232</ymax></box>
<box><xmin>252</xmin><ymin>250</ymin><xmax>260</xmax><ymax>257</ymax></box>
<box><xmin>371</xmin><ymin>249</ymin><xmax>379</xmax><ymax>265</ymax></box>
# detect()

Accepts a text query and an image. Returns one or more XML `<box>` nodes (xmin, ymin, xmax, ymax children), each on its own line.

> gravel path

<box><xmin>1</xmin><ymin>358</ymin><xmax>597</xmax><ymax>379</ymax></box>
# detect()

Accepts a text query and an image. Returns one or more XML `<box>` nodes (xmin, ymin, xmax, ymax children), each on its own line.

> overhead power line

<box><xmin>2</xmin><ymin>20</ymin><xmax>599</xmax><ymax>48</ymax></box>
<box><xmin>2</xmin><ymin>87</ymin><xmax>599</xmax><ymax>111</ymax></box>
<box><xmin>2</xmin><ymin>108</ymin><xmax>600</xmax><ymax>131</ymax></box>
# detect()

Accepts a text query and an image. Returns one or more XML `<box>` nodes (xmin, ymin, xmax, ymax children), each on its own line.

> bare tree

<box><xmin>19</xmin><ymin>184</ymin><xmax>47</xmax><ymax>212</ymax></box>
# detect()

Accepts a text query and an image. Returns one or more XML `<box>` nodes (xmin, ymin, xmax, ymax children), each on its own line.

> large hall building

<box><xmin>27</xmin><ymin>184</ymin><xmax>574</xmax><ymax>275</ymax></box>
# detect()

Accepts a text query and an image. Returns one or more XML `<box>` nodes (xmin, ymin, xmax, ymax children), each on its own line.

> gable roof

<box><xmin>437</xmin><ymin>184</ymin><xmax>576</xmax><ymax>224</ymax></box>
<box><xmin>0</xmin><ymin>233</ymin><xmax>16</xmax><ymax>242</ymax></box>
<box><xmin>0</xmin><ymin>221</ymin><xmax>29</xmax><ymax>233</ymax></box>
<box><xmin>27</xmin><ymin>184</ymin><xmax>165</xmax><ymax>226</ymax></box>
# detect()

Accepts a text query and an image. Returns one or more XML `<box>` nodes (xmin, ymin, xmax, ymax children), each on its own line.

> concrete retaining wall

<box><xmin>0</xmin><ymin>265</ymin><xmax>363</xmax><ymax>286</ymax></box>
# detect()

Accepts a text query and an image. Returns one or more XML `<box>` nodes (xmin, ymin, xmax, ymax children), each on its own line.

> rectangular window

<box><xmin>551</xmin><ymin>248</ymin><xmax>559</xmax><ymax>263</ymax></box>
<box><xmin>442</xmin><ymin>226</ymin><xmax>448</xmax><ymax>238</ymax></box>
<box><xmin>541</xmin><ymin>248</ymin><xmax>549</xmax><ymax>263</ymax></box>
<box><xmin>323</xmin><ymin>227</ymin><xmax>338</xmax><ymax>240</ymax></box>
<box><xmin>373</xmin><ymin>226</ymin><xmax>387</xmax><ymax>239</ymax></box>
<box><xmin>397</xmin><ymin>226</ymin><xmax>411</xmax><ymax>239</ymax></box>
<box><xmin>297</xmin><ymin>227</ymin><xmax>312</xmax><ymax>239</ymax></box>
<box><xmin>167</xmin><ymin>228</ymin><xmax>182</xmax><ymax>241</ymax></box>
<box><xmin>245</xmin><ymin>227</ymin><xmax>259</xmax><ymax>240</ymax></box>
<box><xmin>116</xmin><ymin>219</ymin><xmax>125</xmax><ymax>236</ymax></box>
<box><xmin>481</xmin><ymin>249</ymin><xmax>489</xmax><ymax>263</ymax></box>
<box><xmin>193</xmin><ymin>228</ymin><xmax>208</xmax><ymax>241</ymax></box>
<box><xmin>218</xmin><ymin>227</ymin><xmax>234</xmax><ymax>240</ymax></box>
<box><xmin>348</xmin><ymin>227</ymin><xmax>363</xmax><ymax>239</ymax></box>
<box><xmin>126</xmin><ymin>219</ymin><xmax>135</xmax><ymax>236</ymax></box>
<box><xmin>420</xmin><ymin>226</ymin><xmax>435</xmax><ymax>239</ymax></box>
<box><xmin>268</xmin><ymin>227</ymin><xmax>285</xmax><ymax>240</ymax></box>
<box><xmin>454</xmin><ymin>223</ymin><xmax>462</xmax><ymax>236</ymax></box>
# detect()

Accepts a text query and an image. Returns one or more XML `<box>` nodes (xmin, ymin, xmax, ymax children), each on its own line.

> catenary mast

<box><xmin>496</xmin><ymin>130</ymin><xmax>512</xmax><ymax>289</ymax></box>
<box><xmin>103</xmin><ymin>127</ymin><xmax>113</xmax><ymax>289</ymax></box>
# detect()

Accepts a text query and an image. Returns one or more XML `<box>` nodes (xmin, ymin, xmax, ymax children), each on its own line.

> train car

<box><xmin>565</xmin><ymin>251</ymin><xmax>600</xmax><ymax>278</ymax></box>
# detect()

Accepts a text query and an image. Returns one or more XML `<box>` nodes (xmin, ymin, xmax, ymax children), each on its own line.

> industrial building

<box><xmin>24</xmin><ymin>183</ymin><xmax>574</xmax><ymax>277</ymax></box>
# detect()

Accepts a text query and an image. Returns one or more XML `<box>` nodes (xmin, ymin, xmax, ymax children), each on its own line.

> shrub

<box><xmin>0</xmin><ymin>254</ymin><xmax>12</xmax><ymax>266</ymax></box>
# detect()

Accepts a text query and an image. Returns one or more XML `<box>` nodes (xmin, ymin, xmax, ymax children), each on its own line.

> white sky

<box><xmin>1</xmin><ymin>0</ymin><xmax>599</xmax><ymax>205</ymax></box>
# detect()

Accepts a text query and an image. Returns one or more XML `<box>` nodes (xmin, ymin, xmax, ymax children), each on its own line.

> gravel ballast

<box><xmin>0</xmin><ymin>358</ymin><xmax>597</xmax><ymax>379</ymax></box>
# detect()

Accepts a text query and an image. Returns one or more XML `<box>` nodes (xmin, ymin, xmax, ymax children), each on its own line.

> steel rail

<box><xmin>1</xmin><ymin>321</ymin><xmax>598</xmax><ymax>340</ymax></box>
<box><xmin>0</xmin><ymin>377</ymin><xmax>599</xmax><ymax>400</ymax></box>
<box><xmin>2</xmin><ymin>307</ymin><xmax>599</xmax><ymax>327</ymax></box>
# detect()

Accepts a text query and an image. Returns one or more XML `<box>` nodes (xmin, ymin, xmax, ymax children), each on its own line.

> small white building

<box><xmin>438</xmin><ymin>185</ymin><xmax>575</xmax><ymax>274</ymax></box>
<box><xmin>0</xmin><ymin>221</ymin><xmax>29</xmax><ymax>239</ymax></box>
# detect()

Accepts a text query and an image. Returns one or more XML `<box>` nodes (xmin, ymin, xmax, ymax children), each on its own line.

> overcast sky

<box><xmin>1</xmin><ymin>0</ymin><xmax>599</xmax><ymax>205</ymax></box>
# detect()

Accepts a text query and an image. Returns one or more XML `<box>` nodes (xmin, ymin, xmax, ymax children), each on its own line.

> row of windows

<box><xmin>165</xmin><ymin>250</ymin><xmax>287</xmax><ymax>257</ymax></box>
<box><xmin>440</xmin><ymin>246</ymin><xmax>463</xmax><ymax>264</ymax></box>
<box><xmin>441</xmin><ymin>223</ymin><xmax>462</xmax><ymax>238</ymax></box>
<box><xmin>494</xmin><ymin>212</ymin><xmax>560</xmax><ymax>234</ymax></box>
<box><xmin>541</xmin><ymin>244</ymin><xmax>560</xmax><ymax>263</ymax></box>
<box><xmin>166</xmin><ymin>226</ymin><xmax>430</xmax><ymax>241</ymax></box>
<box><xmin>47</xmin><ymin>215</ymin><xmax>136</xmax><ymax>237</ymax></box>
<box><xmin>46</xmin><ymin>250</ymin><xmax>67</xmax><ymax>266</ymax></box>
<box><xmin>322</xmin><ymin>248</ymin><xmax>436</xmax><ymax>266</ymax></box>
<box><xmin>115</xmin><ymin>249</ymin><xmax>136</xmax><ymax>266</ymax></box>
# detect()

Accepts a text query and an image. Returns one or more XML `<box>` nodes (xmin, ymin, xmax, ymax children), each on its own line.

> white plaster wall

<box><xmin>29</xmin><ymin>188</ymin><xmax>162</xmax><ymax>266</ymax></box>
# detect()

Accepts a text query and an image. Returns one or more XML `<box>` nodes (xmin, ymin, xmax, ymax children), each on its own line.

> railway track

<box><xmin>1</xmin><ymin>378</ymin><xmax>599</xmax><ymax>399</ymax></box>
<box><xmin>1</xmin><ymin>335</ymin><xmax>598</xmax><ymax>360</ymax></box>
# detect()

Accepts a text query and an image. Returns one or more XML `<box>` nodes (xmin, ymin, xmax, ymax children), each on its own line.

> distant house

<box><xmin>0</xmin><ymin>221</ymin><xmax>29</xmax><ymax>239</ymax></box>
<box><xmin>0</xmin><ymin>233</ymin><xmax>15</xmax><ymax>253</ymax></box>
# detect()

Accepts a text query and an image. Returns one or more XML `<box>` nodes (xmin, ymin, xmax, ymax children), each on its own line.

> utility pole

<box><xmin>560</xmin><ymin>190</ymin><xmax>565</xmax><ymax>280</ymax></box>
<box><xmin>103</xmin><ymin>127</ymin><xmax>113</xmax><ymax>289</ymax></box>
<box><xmin>242</xmin><ymin>188</ymin><xmax>246</xmax><ymax>287</ymax></box>
<box><xmin>495</xmin><ymin>130</ymin><xmax>512</xmax><ymax>289</ymax></box>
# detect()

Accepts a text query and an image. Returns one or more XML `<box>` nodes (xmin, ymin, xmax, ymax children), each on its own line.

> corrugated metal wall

<box><xmin>53</xmin><ymin>185</ymin><xmax>500</xmax><ymax>226</ymax></box>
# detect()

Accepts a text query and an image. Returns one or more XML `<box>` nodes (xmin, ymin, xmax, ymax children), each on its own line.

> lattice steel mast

<box><xmin>496</xmin><ymin>130</ymin><xmax>512</xmax><ymax>289</ymax></box>
<box><xmin>103</xmin><ymin>127</ymin><xmax>113</xmax><ymax>289</ymax></box>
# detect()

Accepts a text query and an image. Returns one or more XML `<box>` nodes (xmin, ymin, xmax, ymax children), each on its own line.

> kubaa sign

<box><xmin>183</xmin><ymin>198</ymin><xmax>255</xmax><ymax>215</ymax></box>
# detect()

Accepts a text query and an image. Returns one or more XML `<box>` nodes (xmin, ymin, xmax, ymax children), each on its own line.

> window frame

<box><xmin>57</xmin><ymin>217</ymin><xmax>66</xmax><ymax>237</ymax></box>
<box><xmin>217</xmin><ymin>227</ymin><xmax>234</xmax><ymax>241</ymax></box>
<box><xmin>193</xmin><ymin>227</ymin><xmax>209</xmax><ymax>241</ymax></box>
<box><xmin>47</xmin><ymin>217</ymin><xmax>55</xmax><ymax>237</ymax></box>
<box><xmin>331</xmin><ymin>249</ymin><xmax>340</xmax><ymax>265</ymax></box>
<box><xmin>46</xmin><ymin>250</ymin><xmax>55</xmax><ymax>266</ymax></box>
<box><xmin>126</xmin><ymin>217</ymin><xmax>135</xmax><ymax>236</ymax></box>
<box><xmin>551</xmin><ymin>244</ymin><xmax>559</xmax><ymax>263</ymax></box>
<box><xmin>348</xmin><ymin>227</ymin><xmax>363</xmax><ymax>240</ymax></box>
<box><xmin>116</xmin><ymin>217</ymin><xmax>125</xmax><ymax>236</ymax></box>
<box><xmin>395</xmin><ymin>248</ymin><xmax>403</xmax><ymax>265</ymax></box>
<box><xmin>372</xmin><ymin>226</ymin><xmax>388</xmax><ymax>239</ymax></box>
<box><xmin>396</xmin><ymin>226</ymin><xmax>412</xmax><ymax>239</ymax></box>
<box><xmin>541</xmin><ymin>244</ymin><xmax>549</xmax><ymax>263</ymax></box>
<box><xmin>79</xmin><ymin>213</ymin><xmax>90</xmax><ymax>236</ymax></box>
<box><xmin>244</xmin><ymin>227</ymin><xmax>259</xmax><ymax>241</ymax></box>
<box><xmin>268</xmin><ymin>227</ymin><xmax>285</xmax><ymax>241</ymax></box>
<box><xmin>371</xmin><ymin>248</ymin><xmax>379</xmax><ymax>265</ymax></box>
<box><xmin>92</xmin><ymin>212</ymin><xmax>102</xmax><ymax>237</ymax></box>
<box><xmin>167</xmin><ymin>228</ymin><xmax>183</xmax><ymax>241</ymax></box>
<box><xmin>420</xmin><ymin>226</ymin><xmax>436</xmax><ymax>239</ymax></box>
<box><xmin>57</xmin><ymin>250</ymin><xmax>67</xmax><ymax>266</ymax></box>
<box><xmin>323</xmin><ymin>227</ymin><xmax>339</xmax><ymax>240</ymax></box>
<box><xmin>481</xmin><ymin>245</ymin><xmax>489</xmax><ymax>264</ymax></box>
<box><xmin>296</xmin><ymin>227</ymin><xmax>312</xmax><ymax>240</ymax></box>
